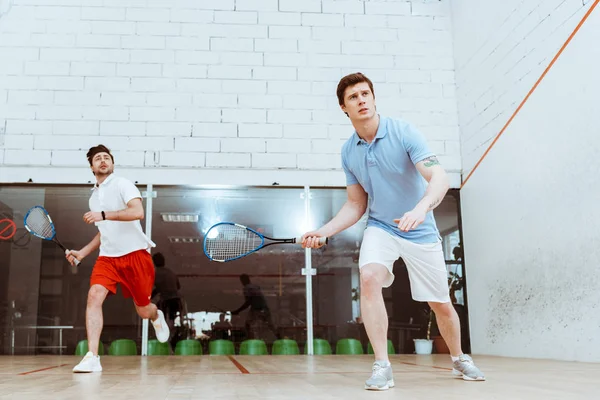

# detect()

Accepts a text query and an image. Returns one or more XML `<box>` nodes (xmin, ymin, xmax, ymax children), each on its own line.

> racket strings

<box><xmin>205</xmin><ymin>225</ymin><xmax>261</xmax><ymax>261</ymax></box>
<box><xmin>25</xmin><ymin>208</ymin><xmax>55</xmax><ymax>239</ymax></box>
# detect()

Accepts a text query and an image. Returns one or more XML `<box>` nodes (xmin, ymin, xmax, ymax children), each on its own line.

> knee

<box><xmin>87</xmin><ymin>286</ymin><xmax>106</xmax><ymax>307</ymax></box>
<box><xmin>360</xmin><ymin>266</ymin><xmax>384</xmax><ymax>293</ymax></box>
<box><xmin>430</xmin><ymin>302</ymin><xmax>454</xmax><ymax>319</ymax></box>
<box><xmin>137</xmin><ymin>304</ymin><xmax>155</xmax><ymax>320</ymax></box>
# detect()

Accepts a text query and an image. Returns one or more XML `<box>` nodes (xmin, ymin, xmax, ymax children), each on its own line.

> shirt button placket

<box><xmin>98</xmin><ymin>187</ymin><xmax>105</xmax><ymax>208</ymax></box>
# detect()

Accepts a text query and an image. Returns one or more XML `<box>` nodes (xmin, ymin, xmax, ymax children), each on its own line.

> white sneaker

<box><xmin>152</xmin><ymin>309</ymin><xmax>170</xmax><ymax>343</ymax></box>
<box><xmin>452</xmin><ymin>354</ymin><xmax>486</xmax><ymax>381</ymax></box>
<box><xmin>364</xmin><ymin>361</ymin><xmax>394</xmax><ymax>390</ymax></box>
<box><xmin>73</xmin><ymin>351</ymin><xmax>102</xmax><ymax>373</ymax></box>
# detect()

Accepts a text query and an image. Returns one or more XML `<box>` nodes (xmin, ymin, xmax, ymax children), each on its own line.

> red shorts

<box><xmin>91</xmin><ymin>249</ymin><xmax>155</xmax><ymax>307</ymax></box>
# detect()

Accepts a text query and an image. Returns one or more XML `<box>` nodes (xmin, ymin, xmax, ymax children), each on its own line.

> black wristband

<box><xmin>101</xmin><ymin>211</ymin><xmax>106</xmax><ymax>220</ymax></box>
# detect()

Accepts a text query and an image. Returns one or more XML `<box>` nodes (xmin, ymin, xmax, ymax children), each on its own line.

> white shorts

<box><xmin>358</xmin><ymin>226</ymin><xmax>450</xmax><ymax>303</ymax></box>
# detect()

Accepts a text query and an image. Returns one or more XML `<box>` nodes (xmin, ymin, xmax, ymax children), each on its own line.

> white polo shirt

<box><xmin>89</xmin><ymin>174</ymin><xmax>155</xmax><ymax>257</ymax></box>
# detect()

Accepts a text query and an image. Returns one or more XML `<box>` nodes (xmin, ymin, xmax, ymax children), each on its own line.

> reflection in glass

<box><xmin>0</xmin><ymin>185</ymin><xmax>468</xmax><ymax>355</ymax></box>
<box><xmin>151</xmin><ymin>187</ymin><xmax>307</xmax><ymax>352</ymax></box>
<box><xmin>0</xmin><ymin>186</ymin><xmax>144</xmax><ymax>355</ymax></box>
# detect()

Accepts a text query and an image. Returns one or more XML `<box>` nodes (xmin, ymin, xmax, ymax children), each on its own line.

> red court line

<box><xmin>86</xmin><ymin>369</ymin><xmax>444</xmax><ymax>376</ymax></box>
<box><xmin>94</xmin><ymin>371</ymin><xmax>433</xmax><ymax>376</ymax></box>
<box><xmin>461</xmin><ymin>0</ymin><xmax>600</xmax><ymax>188</ymax></box>
<box><xmin>400</xmin><ymin>361</ymin><xmax>452</xmax><ymax>371</ymax></box>
<box><xmin>227</xmin><ymin>355</ymin><xmax>250</xmax><ymax>374</ymax></box>
<box><xmin>12</xmin><ymin>364</ymin><xmax>447</xmax><ymax>376</ymax></box>
<box><xmin>18</xmin><ymin>363</ymin><xmax>69</xmax><ymax>376</ymax></box>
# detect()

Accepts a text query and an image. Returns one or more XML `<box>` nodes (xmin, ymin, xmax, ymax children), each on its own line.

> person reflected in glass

<box><xmin>231</xmin><ymin>274</ymin><xmax>280</xmax><ymax>340</ymax></box>
<box><xmin>211</xmin><ymin>313</ymin><xmax>233</xmax><ymax>340</ymax></box>
<box><xmin>152</xmin><ymin>252</ymin><xmax>182</xmax><ymax>350</ymax></box>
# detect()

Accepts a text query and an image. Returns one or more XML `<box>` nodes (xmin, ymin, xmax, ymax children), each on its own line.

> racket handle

<box><xmin>65</xmin><ymin>249</ymin><xmax>81</xmax><ymax>266</ymax></box>
<box><xmin>296</xmin><ymin>236</ymin><xmax>329</xmax><ymax>246</ymax></box>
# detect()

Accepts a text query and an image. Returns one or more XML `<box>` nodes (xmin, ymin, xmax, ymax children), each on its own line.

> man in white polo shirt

<box><xmin>302</xmin><ymin>73</ymin><xmax>485</xmax><ymax>390</ymax></box>
<box><xmin>66</xmin><ymin>144</ymin><xmax>169</xmax><ymax>373</ymax></box>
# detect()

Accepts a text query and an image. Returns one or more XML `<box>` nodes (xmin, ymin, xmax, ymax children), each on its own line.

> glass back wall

<box><xmin>150</xmin><ymin>186</ymin><xmax>309</xmax><ymax>352</ymax></box>
<box><xmin>0</xmin><ymin>186</ymin><xmax>146</xmax><ymax>355</ymax></box>
<box><xmin>0</xmin><ymin>185</ymin><xmax>467</xmax><ymax>355</ymax></box>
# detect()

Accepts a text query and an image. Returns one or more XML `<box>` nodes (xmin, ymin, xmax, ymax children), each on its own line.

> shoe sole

<box><xmin>452</xmin><ymin>368</ymin><xmax>485</xmax><ymax>381</ymax></box>
<box><xmin>73</xmin><ymin>368</ymin><xmax>102</xmax><ymax>373</ymax></box>
<box><xmin>153</xmin><ymin>323</ymin><xmax>170</xmax><ymax>343</ymax></box>
<box><xmin>153</xmin><ymin>312</ymin><xmax>170</xmax><ymax>343</ymax></box>
<box><xmin>156</xmin><ymin>331</ymin><xmax>170</xmax><ymax>343</ymax></box>
<box><xmin>364</xmin><ymin>379</ymin><xmax>394</xmax><ymax>390</ymax></box>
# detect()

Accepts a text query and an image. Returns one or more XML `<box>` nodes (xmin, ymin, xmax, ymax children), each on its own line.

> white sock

<box><xmin>451</xmin><ymin>355</ymin><xmax>462</xmax><ymax>362</ymax></box>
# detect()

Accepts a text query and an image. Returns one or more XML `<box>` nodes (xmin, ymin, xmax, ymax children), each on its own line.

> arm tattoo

<box><xmin>428</xmin><ymin>198</ymin><xmax>441</xmax><ymax>210</ymax></box>
<box><xmin>423</xmin><ymin>156</ymin><xmax>440</xmax><ymax>168</ymax></box>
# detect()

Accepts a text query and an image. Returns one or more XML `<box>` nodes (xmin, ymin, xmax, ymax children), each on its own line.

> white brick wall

<box><xmin>0</xmin><ymin>0</ymin><xmax>461</xmax><ymax>186</ymax></box>
<box><xmin>450</xmin><ymin>0</ymin><xmax>590</xmax><ymax>175</ymax></box>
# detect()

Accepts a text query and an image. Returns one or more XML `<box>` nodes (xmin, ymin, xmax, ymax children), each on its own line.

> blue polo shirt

<box><xmin>341</xmin><ymin>115</ymin><xmax>441</xmax><ymax>244</ymax></box>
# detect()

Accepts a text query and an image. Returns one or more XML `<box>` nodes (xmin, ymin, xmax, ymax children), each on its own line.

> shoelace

<box><xmin>458</xmin><ymin>358</ymin><xmax>481</xmax><ymax>375</ymax></box>
<box><xmin>372</xmin><ymin>364</ymin><xmax>387</xmax><ymax>377</ymax></box>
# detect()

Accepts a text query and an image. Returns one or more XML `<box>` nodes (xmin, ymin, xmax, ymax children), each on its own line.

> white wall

<box><xmin>0</xmin><ymin>0</ymin><xmax>461</xmax><ymax>187</ymax></box>
<box><xmin>451</xmin><ymin>0</ymin><xmax>594</xmax><ymax>174</ymax></box>
<box><xmin>451</xmin><ymin>0</ymin><xmax>600</xmax><ymax>361</ymax></box>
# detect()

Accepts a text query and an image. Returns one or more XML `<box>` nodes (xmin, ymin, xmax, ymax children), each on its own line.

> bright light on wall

<box><xmin>207</xmin><ymin>228</ymin><xmax>219</xmax><ymax>239</ymax></box>
<box><xmin>299</xmin><ymin>217</ymin><xmax>314</xmax><ymax>234</ymax></box>
<box><xmin>161</xmin><ymin>213</ymin><xmax>198</xmax><ymax>222</ymax></box>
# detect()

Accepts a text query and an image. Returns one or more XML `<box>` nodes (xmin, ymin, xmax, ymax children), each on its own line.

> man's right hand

<box><xmin>65</xmin><ymin>249</ymin><xmax>83</xmax><ymax>266</ymax></box>
<box><xmin>301</xmin><ymin>230</ymin><xmax>327</xmax><ymax>249</ymax></box>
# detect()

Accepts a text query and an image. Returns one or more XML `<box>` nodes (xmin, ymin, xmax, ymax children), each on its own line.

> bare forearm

<box><xmin>320</xmin><ymin>200</ymin><xmax>366</xmax><ymax>237</ymax></box>
<box><xmin>80</xmin><ymin>233</ymin><xmax>101</xmax><ymax>258</ymax></box>
<box><xmin>415</xmin><ymin>173</ymin><xmax>449</xmax><ymax>212</ymax></box>
<box><xmin>104</xmin><ymin>207</ymin><xmax>143</xmax><ymax>222</ymax></box>
<box><xmin>233</xmin><ymin>300</ymin><xmax>250</xmax><ymax>315</ymax></box>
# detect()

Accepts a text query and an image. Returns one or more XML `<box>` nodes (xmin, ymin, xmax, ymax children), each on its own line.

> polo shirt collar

<box><xmin>354</xmin><ymin>115</ymin><xmax>387</xmax><ymax>145</ymax></box>
<box><xmin>92</xmin><ymin>173</ymin><xmax>115</xmax><ymax>191</ymax></box>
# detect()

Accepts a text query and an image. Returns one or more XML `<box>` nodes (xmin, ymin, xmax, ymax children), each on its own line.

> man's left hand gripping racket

<box><xmin>203</xmin><ymin>222</ymin><xmax>328</xmax><ymax>262</ymax></box>
<box><xmin>24</xmin><ymin>206</ymin><xmax>80</xmax><ymax>266</ymax></box>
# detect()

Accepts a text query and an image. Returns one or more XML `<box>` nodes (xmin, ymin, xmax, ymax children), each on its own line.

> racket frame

<box><xmin>24</xmin><ymin>205</ymin><xmax>80</xmax><ymax>265</ymax></box>
<box><xmin>203</xmin><ymin>222</ymin><xmax>326</xmax><ymax>263</ymax></box>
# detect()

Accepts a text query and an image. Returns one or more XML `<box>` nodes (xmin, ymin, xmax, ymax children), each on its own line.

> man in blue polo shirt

<box><xmin>302</xmin><ymin>73</ymin><xmax>485</xmax><ymax>390</ymax></box>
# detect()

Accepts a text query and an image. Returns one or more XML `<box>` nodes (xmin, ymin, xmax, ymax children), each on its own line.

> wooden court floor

<box><xmin>0</xmin><ymin>354</ymin><xmax>597</xmax><ymax>399</ymax></box>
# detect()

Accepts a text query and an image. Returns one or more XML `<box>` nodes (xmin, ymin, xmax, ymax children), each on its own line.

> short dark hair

<box><xmin>86</xmin><ymin>144</ymin><xmax>114</xmax><ymax>166</ymax></box>
<box><xmin>336</xmin><ymin>72</ymin><xmax>375</xmax><ymax>107</ymax></box>
<box><xmin>240</xmin><ymin>274</ymin><xmax>250</xmax><ymax>285</ymax></box>
<box><xmin>152</xmin><ymin>252</ymin><xmax>165</xmax><ymax>268</ymax></box>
